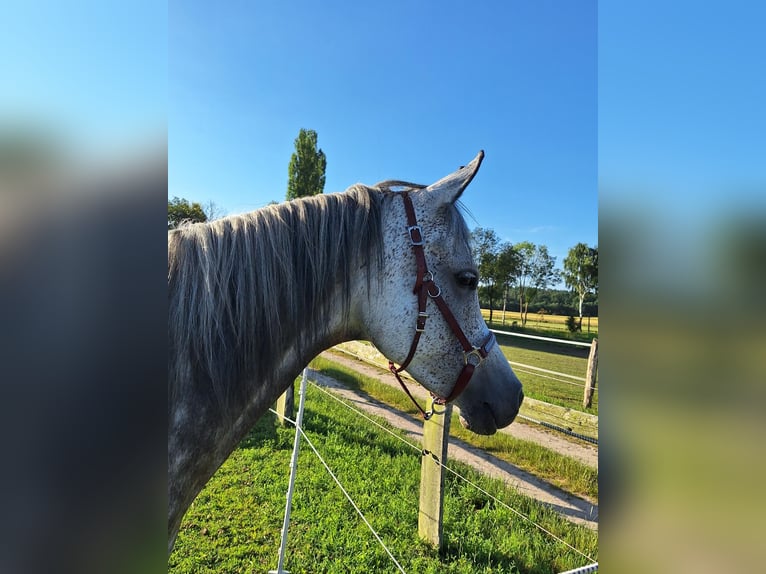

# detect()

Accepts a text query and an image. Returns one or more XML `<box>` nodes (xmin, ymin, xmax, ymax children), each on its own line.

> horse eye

<box><xmin>455</xmin><ymin>271</ymin><xmax>478</xmax><ymax>290</ymax></box>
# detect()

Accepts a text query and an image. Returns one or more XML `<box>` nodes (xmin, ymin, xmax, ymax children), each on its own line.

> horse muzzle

<box><xmin>454</xmin><ymin>352</ymin><xmax>524</xmax><ymax>435</ymax></box>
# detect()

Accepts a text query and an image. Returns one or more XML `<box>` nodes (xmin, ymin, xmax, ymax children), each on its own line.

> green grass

<box><xmin>479</xmin><ymin>316</ymin><xmax>599</xmax><ymax>415</ymax></box>
<box><xmin>313</xmin><ymin>355</ymin><xmax>598</xmax><ymax>501</ymax></box>
<box><xmin>169</xmin><ymin>383</ymin><xmax>598</xmax><ymax>574</ymax></box>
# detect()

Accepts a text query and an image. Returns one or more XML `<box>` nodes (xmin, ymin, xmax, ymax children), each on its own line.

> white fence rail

<box><xmin>489</xmin><ymin>329</ymin><xmax>598</xmax><ymax>409</ymax></box>
<box><xmin>489</xmin><ymin>328</ymin><xmax>593</xmax><ymax>348</ymax></box>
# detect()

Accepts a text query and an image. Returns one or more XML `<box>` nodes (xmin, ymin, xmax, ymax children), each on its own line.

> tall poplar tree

<box><xmin>286</xmin><ymin>129</ymin><xmax>326</xmax><ymax>200</ymax></box>
<box><xmin>278</xmin><ymin>128</ymin><xmax>327</xmax><ymax>423</ymax></box>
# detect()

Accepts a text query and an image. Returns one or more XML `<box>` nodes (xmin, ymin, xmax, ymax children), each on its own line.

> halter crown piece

<box><xmin>387</xmin><ymin>191</ymin><xmax>497</xmax><ymax>419</ymax></box>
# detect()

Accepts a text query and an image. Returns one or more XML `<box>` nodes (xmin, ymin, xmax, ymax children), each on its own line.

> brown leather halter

<box><xmin>388</xmin><ymin>191</ymin><xmax>497</xmax><ymax>419</ymax></box>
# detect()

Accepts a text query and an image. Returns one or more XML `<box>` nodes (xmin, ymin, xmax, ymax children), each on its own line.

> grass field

<box><xmin>169</xmin><ymin>382</ymin><xmax>598</xmax><ymax>573</ymax></box>
<box><xmin>314</xmin><ymin>355</ymin><xmax>598</xmax><ymax>501</ymax></box>
<box><xmin>480</xmin><ymin>312</ymin><xmax>599</xmax><ymax>414</ymax></box>
<box><xmin>482</xmin><ymin>310</ymin><xmax>598</xmax><ymax>339</ymax></box>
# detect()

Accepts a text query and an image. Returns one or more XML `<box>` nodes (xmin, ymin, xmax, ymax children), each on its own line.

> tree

<box><xmin>168</xmin><ymin>196</ymin><xmax>207</xmax><ymax>229</ymax></box>
<box><xmin>471</xmin><ymin>228</ymin><xmax>501</xmax><ymax>323</ymax></box>
<box><xmin>512</xmin><ymin>242</ymin><xmax>559</xmax><ymax>326</ymax></box>
<box><xmin>202</xmin><ymin>200</ymin><xmax>225</xmax><ymax>222</ymax></box>
<box><xmin>278</xmin><ymin>129</ymin><xmax>327</xmax><ymax>423</ymax></box>
<box><xmin>563</xmin><ymin>243</ymin><xmax>598</xmax><ymax>330</ymax></box>
<box><xmin>495</xmin><ymin>243</ymin><xmax>521</xmax><ymax>325</ymax></box>
<box><xmin>286</xmin><ymin>128</ymin><xmax>326</xmax><ymax>200</ymax></box>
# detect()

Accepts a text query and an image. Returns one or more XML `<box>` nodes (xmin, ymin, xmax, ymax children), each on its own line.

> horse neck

<box><xmin>231</xmin><ymin>228</ymin><xmax>370</xmax><ymax>430</ymax></box>
<box><xmin>223</xmin><ymin>259</ymin><xmax>366</xmax><ymax>451</ymax></box>
<box><xmin>271</xmin><ymin>288</ymin><xmax>361</xmax><ymax>382</ymax></box>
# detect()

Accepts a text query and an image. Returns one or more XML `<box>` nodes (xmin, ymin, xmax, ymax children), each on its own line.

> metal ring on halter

<box><xmin>464</xmin><ymin>347</ymin><xmax>485</xmax><ymax>367</ymax></box>
<box><xmin>422</xmin><ymin>270</ymin><xmax>434</xmax><ymax>283</ymax></box>
<box><xmin>427</xmin><ymin>282</ymin><xmax>441</xmax><ymax>298</ymax></box>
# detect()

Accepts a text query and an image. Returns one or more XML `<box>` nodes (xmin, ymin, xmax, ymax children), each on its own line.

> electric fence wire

<box><xmin>558</xmin><ymin>563</ymin><xmax>599</xmax><ymax>574</ymax></box>
<box><xmin>268</xmin><ymin>407</ymin><xmax>408</xmax><ymax>573</ymax></box>
<box><xmin>303</xmin><ymin>379</ymin><xmax>596</xmax><ymax>564</ymax></box>
<box><xmin>296</xmin><ymin>426</ymin><xmax>408</xmax><ymax>574</ymax></box>
<box><xmin>516</xmin><ymin>414</ymin><xmax>598</xmax><ymax>446</ymax></box>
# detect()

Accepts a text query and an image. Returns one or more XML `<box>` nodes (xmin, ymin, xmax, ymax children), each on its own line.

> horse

<box><xmin>168</xmin><ymin>151</ymin><xmax>524</xmax><ymax>552</ymax></box>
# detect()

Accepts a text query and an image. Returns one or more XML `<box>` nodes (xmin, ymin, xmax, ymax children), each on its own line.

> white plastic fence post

<box><xmin>269</xmin><ymin>368</ymin><xmax>308</xmax><ymax>574</ymax></box>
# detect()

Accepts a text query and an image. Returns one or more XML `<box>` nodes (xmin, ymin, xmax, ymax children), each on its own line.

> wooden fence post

<box><xmin>583</xmin><ymin>338</ymin><xmax>598</xmax><ymax>409</ymax></box>
<box><xmin>275</xmin><ymin>383</ymin><xmax>295</xmax><ymax>426</ymax></box>
<box><xmin>418</xmin><ymin>402</ymin><xmax>452</xmax><ymax>549</ymax></box>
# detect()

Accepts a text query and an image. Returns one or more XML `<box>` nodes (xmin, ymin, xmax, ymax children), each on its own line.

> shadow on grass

<box><xmin>238</xmin><ymin>414</ymin><xmax>286</xmax><ymax>450</ymax></box>
<box><xmin>300</xmin><ymin>403</ymin><xmax>413</xmax><ymax>461</ymax></box>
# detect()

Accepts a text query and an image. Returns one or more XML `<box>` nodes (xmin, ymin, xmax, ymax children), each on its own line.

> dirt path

<box><xmin>323</xmin><ymin>350</ymin><xmax>598</xmax><ymax>469</ymax></box>
<box><xmin>308</xmin><ymin>354</ymin><xmax>598</xmax><ymax>530</ymax></box>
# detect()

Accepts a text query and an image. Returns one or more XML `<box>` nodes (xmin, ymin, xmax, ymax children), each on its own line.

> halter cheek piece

<box><xmin>388</xmin><ymin>191</ymin><xmax>497</xmax><ymax>420</ymax></box>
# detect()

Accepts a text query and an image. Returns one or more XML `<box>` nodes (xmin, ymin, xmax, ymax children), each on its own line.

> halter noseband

<box><xmin>388</xmin><ymin>191</ymin><xmax>496</xmax><ymax>419</ymax></box>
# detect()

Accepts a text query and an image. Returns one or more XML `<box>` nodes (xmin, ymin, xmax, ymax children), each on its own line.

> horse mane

<box><xmin>168</xmin><ymin>178</ymin><xmax>473</xmax><ymax>420</ymax></box>
<box><xmin>168</xmin><ymin>184</ymin><xmax>385</xmax><ymax>416</ymax></box>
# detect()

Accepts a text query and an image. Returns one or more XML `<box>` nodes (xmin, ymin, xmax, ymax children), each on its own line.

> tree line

<box><xmin>168</xmin><ymin>128</ymin><xmax>326</xmax><ymax>229</ymax></box>
<box><xmin>471</xmin><ymin>228</ymin><xmax>597</xmax><ymax>330</ymax></box>
<box><xmin>168</xmin><ymin>128</ymin><xmax>598</xmax><ymax>330</ymax></box>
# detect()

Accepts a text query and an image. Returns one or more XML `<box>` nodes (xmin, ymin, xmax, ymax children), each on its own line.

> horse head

<box><xmin>361</xmin><ymin>151</ymin><xmax>524</xmax><ymax>435</ymax></box>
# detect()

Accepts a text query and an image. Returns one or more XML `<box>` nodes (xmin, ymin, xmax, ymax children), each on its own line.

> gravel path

<box><xmin>324</xmin><ymin>350</ymin><xmax>598</xmax><ymax>469</ymax></box>
<box><xmin>307</xmin><ymin>353</ymin><xmax>599</xmax><ymax>530</ymax></box>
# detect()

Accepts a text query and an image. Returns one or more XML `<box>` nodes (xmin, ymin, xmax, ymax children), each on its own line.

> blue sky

<box><xmin>170</xmin><ymin>0</ymin><xmax>597</xmax><ymax>279</ymax></box>
<box><xmin>4</xmin><ymin>1</ymin><xmax>763</xmax><ymax>294</ymax></box>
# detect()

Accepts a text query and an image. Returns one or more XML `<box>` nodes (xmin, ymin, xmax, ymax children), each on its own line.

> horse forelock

<box><xmin>168</xmin><ymin>186</ymin><xmax>384</xmax><ymax>417</ymax></box>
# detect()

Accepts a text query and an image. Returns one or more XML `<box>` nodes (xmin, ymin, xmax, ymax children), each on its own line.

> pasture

<box><xmin>481</xmin><ymin>310</ymin><xmax>598</xmax><ymax>340</ymax></box>
<box><xmin>314</xmin><ymin>355</ymin><xmax>598</xmax><ymax>501</ymax></box>
<box><xmin>481</xmin><ymin>309</ymin><xmax>598</xmax><ymax>341</ymax></box>
<box><xmin>477</xmin><ymin>311</ymin><xmax>599</xmax><ymax>414</ymax></box>
<box><xmin>169</xmin><ymin>382</ymin><xmax>598</xmax><ymax>573</ymax></box>
<box><xmin>491</xmin><ymin>333</ymin><xmax>598</xmax><ymax>415</ymax></box>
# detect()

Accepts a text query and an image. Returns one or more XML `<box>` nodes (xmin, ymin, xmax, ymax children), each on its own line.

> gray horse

<box><xmin>168</xmin><ymin>151</ymin><xmax>523</xmax><ymax>552</ymax></box>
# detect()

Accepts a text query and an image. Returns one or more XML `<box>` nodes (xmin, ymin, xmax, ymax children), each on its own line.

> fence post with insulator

<box><xmin>583</xmin><ymin>338</ymin><xmax>598</xmax><ymax>409</ymax></box>
<box><xmin>418</xmin><ymin>402</ymin><xmax>452</xmax><ymax>549</ymax></box>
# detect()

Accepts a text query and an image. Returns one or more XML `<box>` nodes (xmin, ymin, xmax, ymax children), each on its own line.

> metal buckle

<box><xmin>415</xmin><ymin>311</ymin><xmax>429</xmax><ymax>333</ymax></box>
<box><xmin>407</xmin><ymin>225</ymin><xmax>424</xmax><ymax>246</ymax></box>
<box><xmin>464</xmin><ymin>347</ymin><xmax>485</xmax><ymax>367</ymax></box>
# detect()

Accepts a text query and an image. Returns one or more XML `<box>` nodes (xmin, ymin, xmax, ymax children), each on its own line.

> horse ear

<box><xmin>425</xmin><ymin>150</ymin><xmax>484</xmax><ymax>204</ymax></box>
